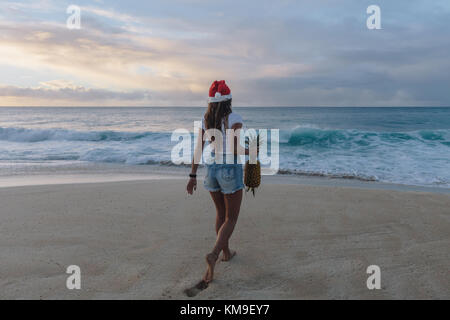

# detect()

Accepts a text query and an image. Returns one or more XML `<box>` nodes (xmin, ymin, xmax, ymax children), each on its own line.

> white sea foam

<box><xmin>0</xmin><ymin>107</ymin><xmax>449</xmax><ymax>188</ymax></box>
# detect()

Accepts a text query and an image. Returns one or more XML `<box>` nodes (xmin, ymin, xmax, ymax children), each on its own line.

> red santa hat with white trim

<box><xmin>208</xmin><ymin>80</ymin><xmax>232</xmax><ymax>103</ymax></box>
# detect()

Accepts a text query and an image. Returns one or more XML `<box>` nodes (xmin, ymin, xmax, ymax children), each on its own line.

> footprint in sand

<box><xmin>184</xmin><ymin>280</ymin><xmax>209</xmax><ymax>297</ymax></box>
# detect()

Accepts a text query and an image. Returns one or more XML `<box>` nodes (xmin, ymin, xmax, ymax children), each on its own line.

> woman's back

<box><xmin>202</xmin><ymin>112</ymin><xmax>243</xmax><ymax>155</ymax></box>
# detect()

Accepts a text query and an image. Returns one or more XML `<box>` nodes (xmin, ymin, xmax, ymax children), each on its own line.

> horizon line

<box><xmin>1</xmin><ymin>105</ymin><xmax>449</xmax><ymax>108</ymax></box>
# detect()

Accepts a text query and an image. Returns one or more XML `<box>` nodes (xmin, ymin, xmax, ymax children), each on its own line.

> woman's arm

<box><xmin>187</xmin><ymin>127</ymin><xmax>205</xmax><ymax>194</ymax></box>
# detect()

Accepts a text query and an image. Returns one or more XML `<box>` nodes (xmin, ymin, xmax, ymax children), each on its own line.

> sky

<box><xmin>0</xmin><ymin>0</ymin><xmax>449</xmax><ymax>107</ymax></box>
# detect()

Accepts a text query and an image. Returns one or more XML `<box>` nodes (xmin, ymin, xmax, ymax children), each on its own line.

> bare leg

<box><xmin>209</xmin><ymin>191</ymin><xmax>226</xmax><ymax>235</ymax></box>
<box><xmin>209</xmin><ymin>191</ymin><xmax>234</xmax><ymax>259</ymax></box>
<box><xmin>204</xmin><ymin>189</ymin><xmax>242</xmax><ymax>283</ymax></box>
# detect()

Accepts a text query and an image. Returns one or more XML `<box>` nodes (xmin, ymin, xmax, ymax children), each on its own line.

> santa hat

<box><xmin>208</xmin><ymin>80</ymin><xmax>232</xmax><ymax>103</ymax></box>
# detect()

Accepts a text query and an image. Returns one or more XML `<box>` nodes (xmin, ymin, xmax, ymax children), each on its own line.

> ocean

<box><xmin>0</xmin><ymin>107</ymin><xmax>449</xmax><ymax>188</ymax></box>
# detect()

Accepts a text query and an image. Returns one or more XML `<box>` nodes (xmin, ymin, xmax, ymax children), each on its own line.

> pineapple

<box><xmin>244</xmin><ymin>134</ymin><xmax>262</xmax><ymax>196</ymax></box>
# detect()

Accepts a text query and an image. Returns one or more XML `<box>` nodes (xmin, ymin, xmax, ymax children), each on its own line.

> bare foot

<box><xmin>222</xmin><ymin>249</ymin><xmax>236</xmax><ymax>262</ymax></box>
<box><xmin>203</xmin><ymin>253</ymin><xmax>218</xmax><ymax>283</ymax></box>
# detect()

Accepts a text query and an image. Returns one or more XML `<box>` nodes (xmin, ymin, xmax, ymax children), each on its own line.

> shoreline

<box><xmin>0</xmin><ymin>179</ymin><xmax>448</xmax><ymax>299</ymax></box>
<box><xmin>0</xmin><ymin>163</ymin><xmax>449</xmax><ymax>194</ymax></box>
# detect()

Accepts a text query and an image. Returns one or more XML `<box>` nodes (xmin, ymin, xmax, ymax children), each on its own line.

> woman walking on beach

<box><xmin>186</xmin><ymin>80</ymin><xmax>248</xmax><ymax>284</ymax></box>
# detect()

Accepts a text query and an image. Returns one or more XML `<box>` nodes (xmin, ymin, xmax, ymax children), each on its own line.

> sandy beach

<box><xmin>0</xmin><ymin>178</ymin><xmax>448</xmax><ymax>300</ymax></box>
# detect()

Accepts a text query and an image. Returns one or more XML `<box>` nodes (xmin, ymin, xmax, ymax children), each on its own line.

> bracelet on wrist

<box><xmin>189</xmin><ymin>173</ymin><xmax>197</xmax><ymax>178</ymax></box>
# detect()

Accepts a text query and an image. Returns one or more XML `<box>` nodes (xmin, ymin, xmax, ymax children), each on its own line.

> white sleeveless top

<box><xmin>202</xmin><ymin>112</ymin><xmax>243</xmax><ymax>154</ymax></box>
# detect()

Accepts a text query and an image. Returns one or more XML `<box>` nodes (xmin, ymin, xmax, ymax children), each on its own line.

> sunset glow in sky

<box><xmin>1</xmin><ymin>0</ymin><xmax>450</xmax><ymax>106</ymax></box>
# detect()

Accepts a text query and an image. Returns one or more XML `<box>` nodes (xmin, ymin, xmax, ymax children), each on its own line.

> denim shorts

<box><xmin>204</xmin><ymin>163</ymin><xmax>245</xmax><ymax>194</ymax></box>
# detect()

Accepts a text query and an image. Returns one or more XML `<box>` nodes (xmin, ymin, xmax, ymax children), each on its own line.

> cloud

<box><xmin>0</xmin><ymin>82</ymin><xmax>151</xmax><ymax>104</ymax></box>
<box><xmin>0</xmin><ymin>0</ymin><xmax>450</xmax><ymax>106</ymax></box>
<box><xmin>81</xmin><ymin>6</ymin><xmax>137</xmax><ymax>24</ymax></box>
<box><xmin>0</xmin><ymin>80</ymin><xmax>205</xmax><ymax>106</ymax></box>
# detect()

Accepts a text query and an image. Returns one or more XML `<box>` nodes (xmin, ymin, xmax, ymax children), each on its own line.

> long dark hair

<box><xmin>204</xmin><ymin>99</ymin><xmax>232</xmax><ymax>131</ymax></box>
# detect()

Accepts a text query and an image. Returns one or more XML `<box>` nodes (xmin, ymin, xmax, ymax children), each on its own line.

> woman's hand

<box><xmin>186</xmin><ymin>177</ymin><xmax>197</xmax><ymax>195</ymax></box>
